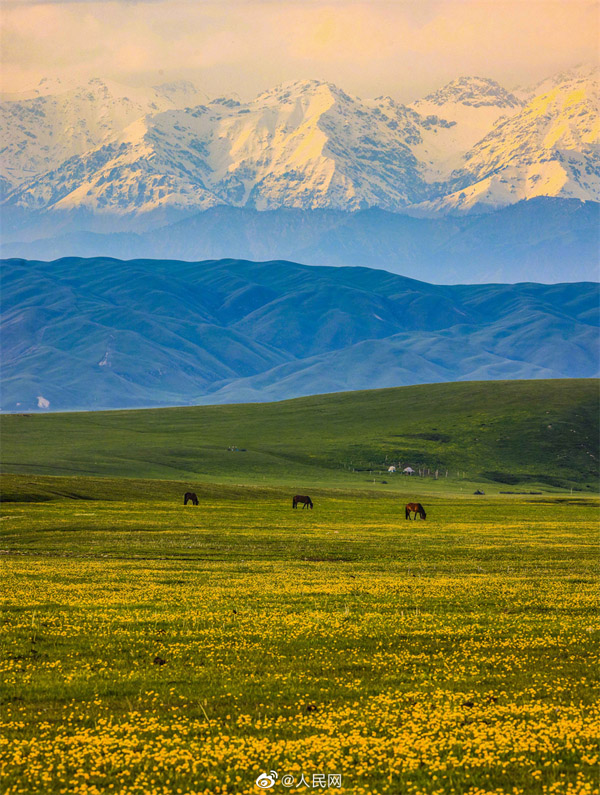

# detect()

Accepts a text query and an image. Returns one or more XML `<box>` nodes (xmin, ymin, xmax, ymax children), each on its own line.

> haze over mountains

<box><xmin>2</xmin><ymin>257</ymin><xmax>598</xmax><ymax>412</ymax></box>
<box><xmin>4</xmin><ymin>198</ymin><xmax>595</xmax><ymax>284</ymax></box>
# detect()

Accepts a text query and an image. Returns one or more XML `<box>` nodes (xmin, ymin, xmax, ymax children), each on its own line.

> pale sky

<box><xmin>1</xmin><ymin>0</ymin><xmax>598</xmax><ymax>101</ymax></box>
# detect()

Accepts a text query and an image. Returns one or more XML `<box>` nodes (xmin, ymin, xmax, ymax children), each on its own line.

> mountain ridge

<box><xmin>3</xmin><ymin>198</ymin><xmax>596</xmax><ymax>284</ymax></box>
<box><xmin>2</xmin><ymin>66</ymin><xmax>598</xmax><ymax>226</ymax></box>
<box><xmin>2</xmin><ymin>256</ymin><xmax>597</xmax><ymax>412</ymax></box>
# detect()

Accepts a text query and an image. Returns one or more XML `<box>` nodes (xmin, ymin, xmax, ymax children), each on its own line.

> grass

<box><xmin>1</xmin><ymin>474</ymin><xmax>599</xmax><ymax>795</ymax></box>
<box><xmin>1</xmin><ymin>379</ymin><xmax>598</xmax><ymax>792</ymax></box>
<box><xmin>1</xmin><ymin>379</ymin><xmax>598</xmax><ymax>491</ymax></box>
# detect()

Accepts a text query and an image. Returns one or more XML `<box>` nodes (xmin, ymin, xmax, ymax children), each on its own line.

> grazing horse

<box><xmin>184</xmin><ymin>492</ymin><xmax>199</xmax><ymax>506</ymax></box>
<box><xmin>293</xmin><ymin>495</ymin><xmax>313</xmax><ymax>509</ymax></box>
<box><xmin>405</xmin><ymin>502</ymin><xmax>426</xmax><ymax>520</ymax></box>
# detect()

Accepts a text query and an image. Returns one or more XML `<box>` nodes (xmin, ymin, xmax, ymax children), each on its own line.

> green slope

<box><xmin>1</xmin><ymin>379</ymin><xmax>598</xmax><ymax>491</ymax></box>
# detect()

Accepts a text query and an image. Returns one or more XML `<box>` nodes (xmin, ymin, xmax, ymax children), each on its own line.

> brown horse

<box><xmin>184</xmin><ymin>492</ymin><xmax>199</xmax><ymax>505</ymax></box>
<box><xmin>293</xmin><ymin>495</ymin><xmax>313</xmax><ymax>509</ymax></box>
<box><xmin>405</xmin><ymin>502</ymin><xmax>426</xmax><ymax>520</ymax></box>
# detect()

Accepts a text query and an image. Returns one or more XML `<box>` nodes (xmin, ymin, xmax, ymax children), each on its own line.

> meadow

<box><xmin>1</xmin><ymin>380</ymin><xmax>598</xmax><ymax>491</ymax></box>
<box><xmin>1</xmin><ymin>475</ymin><xmax>598</xmax><ymax>795</ymax></box>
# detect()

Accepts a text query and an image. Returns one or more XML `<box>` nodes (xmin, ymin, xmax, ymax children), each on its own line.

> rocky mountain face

<box><xmin>414</xmin><ymin>67</ymin><xmax>600</xmax><ymax>213</ymax></box>
<box><xmin>1</xmin><ymin>257</ymin><xmax>598</xmax><ymax>412</ymax></box>
<box><xmin>1</xmin><ymin>67</ymin><xmax>598</xmax><ymax>224</ymax></box>
<box><xmin>410</xmin><ymin>76</ymin><xmax>524</xmax><ymax>182</ymax></box>
<box><xmin>0</xmin><ymin>78</ymin><xmax>207</xmax><ymax>194</ymax></box>
<box><xmin>1</xmin><ymin>79</ymin><xmax>442</xmax><ymax>216</ymax></box>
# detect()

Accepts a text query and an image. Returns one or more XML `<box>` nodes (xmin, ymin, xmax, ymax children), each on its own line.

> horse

<box><xmin>405</xmin><ymin>502</ymin><xmax>426</xmax><ymax>520</ymax></box>
<box><xmin>184</xmin><ymin>492</ymin><xmax>199</xmax><ymax>506</ymax></box>
<box><xmin>293</xmin><ymin>495</ymin><xmax>313</xmax><ymax>509</ymax></box>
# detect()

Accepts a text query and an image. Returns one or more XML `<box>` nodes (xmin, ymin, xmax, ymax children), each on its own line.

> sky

<box><xmin>1</xmin><ymin>0</ymin><xmax>598</xmax><ymax>101</ymax></box>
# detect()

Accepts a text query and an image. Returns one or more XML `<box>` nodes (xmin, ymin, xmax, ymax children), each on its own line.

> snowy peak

<box><xmin>409</xmin><ymin>78</ymin><xmax>523</xmax><ymax>183</ymax></box>
<box><xmin>0</xmin><ymin>76</ymin><xmax>72</xmax><ymax>101</ymax></box>
<box><xmin>248</xmin><ymin>79</ymin><xmax>341</xmax><ymax>128</ymax></box>
<box><xmin>414</xmin><ymin>67</ymin><xmax>600</xmax><ymax>214</ymax></box>
<box><xmin>0</xmin><ymin>77</ymin><xmax>206</xmax><ymax>190</ymax></box>
<box><xmin>1</xmin><ymin>68</ymin><xmax>598</xmax><ymax>217</ymax></box>
<box><xmin>416</xmin><ymin>76</ymin><xmax>523</xmax><ymax>109</ymax></box>
<box><xmin>518</xmin><ymin>63</ymin><xmax>599</xmax><ymax>101</ymax></box>
<box><xmin>10</xmin><ymin>75</ymin><xmax>429</xmax><ymax>215</ymax></box>
<box><xmin>153</xmin><ymin>80</ymin><xmax>208</xmax><ymax>107</ymax></box>
<box><xmin>256</xmin><ymin>78</ymin><xmax>349</xmax><ymax>102</ymax></box>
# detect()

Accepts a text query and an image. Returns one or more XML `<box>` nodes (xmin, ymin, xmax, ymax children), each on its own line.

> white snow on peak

<box><xmin>0</xmin><ymin>76</ymin><xmax>79</xmax><ymax>102</ymax></box>
<box><xmin>413</xmin><ymin>68</ymin><xmax>600</xmax><ymax>214</ymax></box>
<box><xmin>515</xmin><ymin>63</ymin><xmax>599</xmax><ymax>102</ymax></box>
<box><xmin>1</xmin><ymin>68</ymin><xmax>598</xmax><ymax>216</ymax></box>
<box><xmin>415</xmin><ymin>76</ymin><xmax>522</xmax><ymax>110</ymax></box>
<box><xmin>0</xmin><ymin>76</ymin><xmax>206</xmax><ymax>189</ymax></box>
<box><xmin>7</xmin><ymin>75</ymin><xmax>426</xmax><ymax>214</ymax></box>
<box><xmin>410</xmin><ymin>77</ymin><xmax>524</xmax><ymax>182</ymax></box>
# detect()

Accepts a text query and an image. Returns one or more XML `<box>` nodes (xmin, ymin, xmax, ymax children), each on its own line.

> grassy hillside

<box><xmin>1</xmin><ymin>379</ymin><xmax>598</xmax><ymax>491</ymax></box>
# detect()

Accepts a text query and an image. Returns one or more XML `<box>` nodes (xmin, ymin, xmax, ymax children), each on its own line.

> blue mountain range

<box><xmin>2</xmin><ymin>256</ymin><xmax>598</xmax><ymax>412</ymax></box>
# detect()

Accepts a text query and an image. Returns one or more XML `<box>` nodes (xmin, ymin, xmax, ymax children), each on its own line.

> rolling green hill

<box><xmin>1</xmin><ymin>379</ymin><xmax>598</xmax><ymax>492</ymax></box>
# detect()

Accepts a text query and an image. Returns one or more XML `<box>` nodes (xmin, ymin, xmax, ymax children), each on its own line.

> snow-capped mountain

<box><xmin>1</xmin><ymin>68</ymin><xmax>598</xmax><ymax>221</ymax></box>
<box><xmin>212</xmin><ymin>80</ymin><xmax>427</xmax><ymax>211</ymax></box>
<box><xmin>4</xmin><ymin>80</ymin><xmax>449</xmax><ymax>214</ymax></box>
<box><xmin>416</xmin><ymin>67</ymin><xmax>600</xmax><ymax>214</ymax></box>
<box><xmin>410</xmin><ymin>76</ymin><xmax>524</xmax><ymax>181</ymax></box>
<box><xmin>0</xmin><ymin>77</ymin><xmax>207</xmax><ymax>191</ymax></box>
<box><xmin>513</xmin><ymin>63</ymin><xmax>597</xmax><ymax>102</ymax></box>
<box><xmin>0</xmin><ymin>76</ymin><xmax>71</xmax><ymax>101</ymax></box>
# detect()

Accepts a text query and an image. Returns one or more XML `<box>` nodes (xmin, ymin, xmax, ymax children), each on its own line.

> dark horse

<box><xmin>405</xmin><ymin>502</ymin><xmax>426</xmax><ymax>520</ymax></box>
<box><xmin>184</xmin><ymin>492</ymin><xmax>199</xmax><ymax>506</ymax></box>
<box><xmin>293</xmin><ymin>495</ymin><xmax>313</xmax><ymax>509</ymax></box>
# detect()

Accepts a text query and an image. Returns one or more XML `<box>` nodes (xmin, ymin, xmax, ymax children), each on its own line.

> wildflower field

<box><xmin>1</xmin><ymin>476</ymin><xmax>598</xmax><ymax>795</ymax></box>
